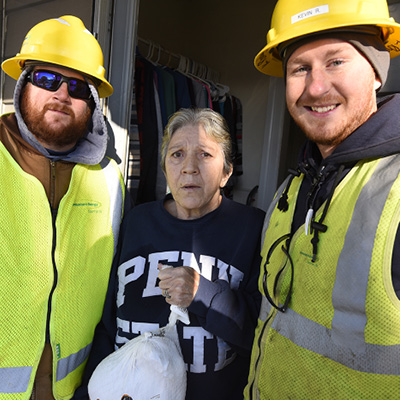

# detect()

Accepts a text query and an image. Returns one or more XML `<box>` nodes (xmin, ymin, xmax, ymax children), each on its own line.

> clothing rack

<box><xmin>137</xmin><ymin>37</ymin><xmax>221</xmax><ymax>84</ymax></box>
<box><xmin>129</xmin><ymin>37</ymin><xmax>242</xmax><ymax>206</ymax></box>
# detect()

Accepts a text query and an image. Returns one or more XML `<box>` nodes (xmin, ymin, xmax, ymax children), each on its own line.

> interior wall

<box><xmin>136</xmin><ymin>0</ymin><xmax>276</xmax><ymax>204</ymax></box>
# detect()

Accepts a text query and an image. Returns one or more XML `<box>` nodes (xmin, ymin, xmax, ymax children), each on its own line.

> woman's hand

<box><xmin>158</xmin><ymin>264</ymin><xmax>200</xmax><ymax>308</ymax></box>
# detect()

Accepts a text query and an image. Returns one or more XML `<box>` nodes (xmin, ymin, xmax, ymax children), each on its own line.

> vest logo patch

<box><xmin>73</xmin><ymin>200</ymin><xmax>103</xmax><ymax>213</ymax></box>
<box><xmin>56</xmin><ymin>343</ymin><xmax>61</xmax><ymax>360</ymax></box>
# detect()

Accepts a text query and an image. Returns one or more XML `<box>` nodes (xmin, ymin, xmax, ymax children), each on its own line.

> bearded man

<box><xmin>0</xmin><ymin>16</ymin><xmax>126</xmax><ymax>399</ymax></box>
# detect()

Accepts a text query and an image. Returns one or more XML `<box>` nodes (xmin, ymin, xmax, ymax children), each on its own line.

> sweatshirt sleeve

<box><xmin>187</xmin><ymin>242</ymin><xmax>262</xmax><ymax>357</ymax></box>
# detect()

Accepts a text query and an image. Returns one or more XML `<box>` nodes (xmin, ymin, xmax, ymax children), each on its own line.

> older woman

<box><xmin>81</xmin><ymin>108</ymin><xmax>265</xmax><ymax>400</ymax></box>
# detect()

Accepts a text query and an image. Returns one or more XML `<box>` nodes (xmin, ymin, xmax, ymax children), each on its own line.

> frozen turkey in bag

<box><xmin>88</xmin><ymin>307</ymin><xmax>189</xmax><ymax>400</ymax></box>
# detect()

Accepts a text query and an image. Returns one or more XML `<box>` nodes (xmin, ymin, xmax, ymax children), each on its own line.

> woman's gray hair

<box><xmin>161</xmin><ymin>108</ymin><xmax>233</xmax><ymax>174</ymax></box>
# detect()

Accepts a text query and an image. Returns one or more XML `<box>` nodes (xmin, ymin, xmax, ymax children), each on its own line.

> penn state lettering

<box><xmin>117</xmin><ymin>251</ymin><xmax>244</xmax><ymax>305</ymax></box>
<box><xmin>90</xmin><ymin>196</ymin><xmax>265</xmax><ymax>400</ymax></box>
<box><xmin>116</xmin><ymin>251</ymin><xmax>244</xmax><ymax>372</ymax></box>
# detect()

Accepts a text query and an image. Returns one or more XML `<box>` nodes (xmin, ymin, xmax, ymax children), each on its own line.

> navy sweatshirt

<box><xmin>76</xmin><ymin>195</ymin><xmax>265</xmax><ymax>400</ymax></box>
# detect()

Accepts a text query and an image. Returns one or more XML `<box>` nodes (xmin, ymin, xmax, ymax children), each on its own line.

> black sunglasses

<box><xmin>262</xmin><ymin>233</ymin><xmax>294</xmax><ymax>313</ymax></box>
<box><xmin>26</xmin><ymin>70</ymin><xmax>92</xmax><ymax>100</ymax></box>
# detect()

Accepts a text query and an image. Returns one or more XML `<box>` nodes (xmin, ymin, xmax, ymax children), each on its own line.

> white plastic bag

<box><xmin>88</xmin><ymin>309</ymin><xmax>189</xmax><ymax>400</ymax></box>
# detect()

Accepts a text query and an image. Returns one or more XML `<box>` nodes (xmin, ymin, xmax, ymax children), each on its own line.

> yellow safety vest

<box><xmin>0</xmin><ymin>142</ymin><xmax>124</xmax><ymax>399</ymax></box>
<box><xmin>246</xmin><ymin>155</ymin><xmax>400</xmax><ymax>399</ymax></box>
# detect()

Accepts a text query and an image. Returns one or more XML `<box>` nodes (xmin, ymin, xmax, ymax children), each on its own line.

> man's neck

<box><xmin>317</xmin><ymin>143</ymin><xmax>338</xmax><ymax>159</ymax></box>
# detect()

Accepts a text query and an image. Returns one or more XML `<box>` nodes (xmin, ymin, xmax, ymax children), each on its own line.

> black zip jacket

<box><xmin>288</xmin><ymin>94</ymin><xmax>400</xmax><ymax>297</ymax></box>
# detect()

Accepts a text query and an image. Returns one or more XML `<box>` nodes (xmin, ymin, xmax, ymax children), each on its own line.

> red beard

<box><xmin>20</xmin><ymin>89</ymin><xmax>92</xmax><ymax>150</ymax></box>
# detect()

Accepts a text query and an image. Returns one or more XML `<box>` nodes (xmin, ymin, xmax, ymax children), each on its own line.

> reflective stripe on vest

<box><xmin>270</xmin><ymin>154</ymin><xmax>400</xmax><ymax>375</ymax></box>
<box><xmin>271</xmin><ymin>306</ymin><xmax>400</xmax><ymax>375</ymax></box>
<box><xmin>0</xmin><ymin>146</ymin><xmax>124</xmax><ymax>398</ymax></box>
<box><xmin>272</xmin><ymin>156</ymin><xmax>400</xmax><ymax>375</ymax></box>
<box><xmin>261</xmin><ymin>175</ymin><xmax>291</xmax><ymax>242</ymax></box>
<box><xmin>0</xmin><ymin>367</ymin><xmax>32</xmax><ymax>393</ymax></box>
<box><xmin>53</xmin><ymin>160</ymin><xmax>123</xmax><ymax>385</ymax></box>
<box><xmin>52</xmin><ymin>159</ymin><xmax>124</xmax><ymax>396</ymax></box>
<box><xmin>56</xmin><ymin>342</ymin><xmax>91</xmax><ymax>382</ymax></box>
<box><xmin>332</xmin><ymin>154</ymin><xmax>400</xmax><ymax>352</ymax></box>
<box><xmin>247</xmin><ymin>155</ymin><xmax>400</xmax><ymax>399</ymax></box>
<box><xmin>100</xmin><ymin>158</ymin><xmax>124</xmax><ymax>257</ymax></box>
<box><xmin>257</xmin><ymin>175</ymin><xmax>294</xmax><ymax>323</ymax></box>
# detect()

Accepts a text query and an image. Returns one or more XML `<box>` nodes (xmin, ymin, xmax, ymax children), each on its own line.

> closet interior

<box><xmin>126</xmin><ymin>0</ymin><xmax>275</xmax><ymax>207</ymax></box>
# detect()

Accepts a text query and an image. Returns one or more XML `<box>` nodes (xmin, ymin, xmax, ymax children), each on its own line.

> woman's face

<box><xmin>164</xmin><ymin>123</ymin><xmax>231</xmax><ymax>220</ymax></box>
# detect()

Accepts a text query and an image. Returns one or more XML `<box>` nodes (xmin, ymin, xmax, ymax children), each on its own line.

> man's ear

<box><xmin>374</xmin><ymin>76</ymin><xmax>382</xmax><ymax>91</ymax></box>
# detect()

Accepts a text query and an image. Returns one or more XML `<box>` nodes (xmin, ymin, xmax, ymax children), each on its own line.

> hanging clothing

<box><xmin>134</xmin><ymin>57</ymin><xmax>159</xmax><ymax>204</ymax></box>
<box><xmin>170</xmin><ymin>69</ymin><xmax>192</xmax><ymax>109</ymax></box>
<box><xmin>232</xmin><ymin>96</ymin><xmax>243</xmax><ymax>176</ymax></box>
<box><xmin>129</xmin><ymin>49</ymin><xmax>244</xmax><ymax>205</ymax></box>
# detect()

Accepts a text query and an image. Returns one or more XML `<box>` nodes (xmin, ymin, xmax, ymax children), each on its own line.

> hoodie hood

<box><xmin>284</xmin><ymin>93</ymin><xmax>400</xmax><ymax>261</ymax></box>
<box><xmin>322</xmin><ymin>94</ymin><xmax>400</xmax><ymax>166</ymax></box>
<box><xmin>295</xmin><ymin>93</ymin><xmax>400</xmax><ymax>178</ymax></box>
<box><xmin>13</xmin><ymin>67</ymin><xmax>108</xmax><ymax>165</ymax></box>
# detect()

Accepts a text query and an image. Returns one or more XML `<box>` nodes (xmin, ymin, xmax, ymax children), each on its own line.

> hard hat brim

<box><xmin>255</xmin><ymin>20</ymin><xmax>400</xmax><ymax>77</ymax></box>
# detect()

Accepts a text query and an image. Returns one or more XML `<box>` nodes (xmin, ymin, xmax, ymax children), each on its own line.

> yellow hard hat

<box><xmin>255</xmin><ymin>0</ymin><xmax>400</xmax><ymax>77</ymax></box>
<box><xmin>2</xmin><ymin>15</ymin><xmax>113</xmax><ymax>97</ymax></box>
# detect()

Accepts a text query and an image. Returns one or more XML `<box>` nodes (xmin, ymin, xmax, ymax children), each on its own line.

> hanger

<box><xmin>155</xmin><ymin>43</ymin><xmax>162</xmax><ymax>65</ymax></box>
<box><xmin>138</xmin><ymin>37</ymin><xmax>228</xmax><ymax>97</ymax></box>
<box><xmin>146</xmin><ymin>40</ymin><xmax>154</xmax><ymax>60</ymax></box>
